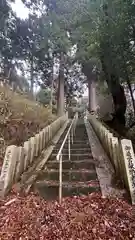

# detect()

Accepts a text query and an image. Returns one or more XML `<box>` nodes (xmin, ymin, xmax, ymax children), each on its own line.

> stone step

<box><xmin>74</xmin><ymin>135</ymin><xmax>88</xmax><ymax>138</ymax></box>
<box><xmin>47</xmin><ymin>160</ymin><xmax>95</xmax><ymax>170</ymax></box>
<box><xmin>74</xmin><ymin>134</ymin><xmax>88</xmax><ymax>137</ymax></box>
<box><xmin>55</xmin><ymin>141</ymin><xmax>90</xmax><ymax>149</ymax></box>
<box><xmin>72</xmin><ymin>139</ymin><xmax>89</xmax><ymax>143</ymax></box>
<box><xmin>53</xmin><ymin>148</ymin><xmax>91</xmax><ymax>154</ymax></box>
<box><xmin>34</xmin><ymin>180</ymin><xmax>100</xmax><ymax>200</ymax></box>
<box><xmin>74</xmin><ymin>134</ymin><xmax>87</xmax><ymax>136</ymax></box>
<box><xmin>32</xmin><ymin>122</ymin><xmax>101</xmax><ymax>200</ymax></box>
<box><xmin>75</xmin><ymin>129</ymin><xmax>87</xmax><ymax>132</ymax></box>
<box><xmin>38</xmin><ymin>169</ymin><xmax>97</xmax><ymax>182</ymax></box>
<box><xmin>58</xmin><ymin>140</ymin><xmax>89</xmax><ymax>144</ymax></box>
<box><xmin>50</xmin><ymin>153</ymin><xmax>93</xmax><ymax>161</ymax></box>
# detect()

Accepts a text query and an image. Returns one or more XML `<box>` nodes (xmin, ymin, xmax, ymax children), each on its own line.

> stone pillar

<box><xmin>0</xmin><ymin>146</ymin><xmax>18</xmax><ymax>196</ymax></box>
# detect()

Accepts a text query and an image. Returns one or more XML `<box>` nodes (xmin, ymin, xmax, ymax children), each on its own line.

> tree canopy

<box><xmin>1</xmin><ymin>0</ymin><xmax>135</xmax><ymax>120</ymax></box>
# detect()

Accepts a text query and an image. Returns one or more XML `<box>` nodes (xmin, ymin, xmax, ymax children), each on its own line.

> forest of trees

<box><xmin>1</xmin><ymin>0</ymin><xmax>135</xmax><ymax>122</ymax></box>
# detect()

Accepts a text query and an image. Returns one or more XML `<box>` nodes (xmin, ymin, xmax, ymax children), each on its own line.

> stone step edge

<box><xmin>51</xmin><ymin>153</ymin><xmax>93</xmax><ymax>156</ymax></box>
<box><xmin>39</xmin><ymin>169</ymin><xmax>96</xmax><ymax>173</ymax></box>
<box><xmin>47</xmin><ymin>159</ymin><xmax>95</xmax><ymax>163</ymax></box>
<box><xmin>35</xmin><ymin>180</ymin><xmax>99</xmax><ymax>187</ymax></box>
<box><xmin>53</xmin><ymin>148</ymin><xmax>91</xmax><ymax>151</ymax></box>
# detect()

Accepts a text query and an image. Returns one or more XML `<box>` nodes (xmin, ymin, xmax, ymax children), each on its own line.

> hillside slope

<box><xmin>0</xmin><ymin>85</ymin><xmax>56</xmax><ymax>169</ymax></box>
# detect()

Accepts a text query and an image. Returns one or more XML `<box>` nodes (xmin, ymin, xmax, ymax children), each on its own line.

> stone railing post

<box><xmin>88</xmin><ymin>113</ymin><xmax>135</xmax><ymax>205</ymax></box>
<box><xmin>0</xmin><ymin>113</ymin><xmax>68</xmax><ymax>196</ymax></box>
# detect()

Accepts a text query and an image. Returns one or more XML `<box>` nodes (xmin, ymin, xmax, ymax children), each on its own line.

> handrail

<box><xmin>56</xmin><ymin>112</ymin><xmax>78</xmax><ymax>203</ymax></box>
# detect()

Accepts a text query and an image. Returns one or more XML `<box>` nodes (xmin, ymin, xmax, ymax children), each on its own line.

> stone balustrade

<box><xmin>0</xmin><ymin>113</ymin><xmax>68</xmax><ymax>196</ymax></box>
<box><xmin>88</xmin><ymin>114</ymin><xmax>135</xmax><ymax>205</ymax></box>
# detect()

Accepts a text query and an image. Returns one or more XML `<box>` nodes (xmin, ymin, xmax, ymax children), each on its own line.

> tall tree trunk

<box><xmin>88</xmin><ymin>80</ymin><xmax>91</xmax><ymax>111</ymax></box>
<box><xmin>57</xmin><ymin>53</ymin><xmax>65</xmax><ymax>116</ymax></box>
<box><xmin>126</xmin><ymin>78</ymin><xmax>135</xmax><ymax>115</ymax></box>
<box><xmin>50</xmin><ymin>59</ymin><xmax>54</xmax><ymax>113</ymax></box>
<box><xmin>100</xmin><ymin>57</ymin><xmax>127</xmax><ymax>126</ymax></box>
<box><xmin>91</xmin><ymin>80</ymin><xmax>97</xmax><ymax>112</ymax></box>
<box><xmin>101</xmin><ymin>3</ymin><xmax>127</xmax><ymax>126</ymax></box>
<box><xmin>50</xmin><ymin>78</ymin><xmax>54</xmax><ymax>113</ymax></box>
<box><xmin>30</xmin><ymin>56</ymin><xmax>34</xmax><ymax>98</ymax></box>
<box><xmin>122</xmin><ymin>54</ymin><xmax>135</xmax><ymax>115</ymax></box>
<box><xmin>88</xmin><ymin>80</ymin><xmax>97</xmax><ymax>112</ymax></box>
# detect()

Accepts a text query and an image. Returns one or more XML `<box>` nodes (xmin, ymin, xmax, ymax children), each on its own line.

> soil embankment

<box><xmin>0</xmin><ymin>85</ymin><xmax>56</xmax><ymax>172</ymax></box>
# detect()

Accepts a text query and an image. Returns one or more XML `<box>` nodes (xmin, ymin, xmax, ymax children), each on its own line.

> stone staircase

<box><xmin>33</xmin><ymin>119</ymin><xmax>100</xmax><ymax>200</ymax></box>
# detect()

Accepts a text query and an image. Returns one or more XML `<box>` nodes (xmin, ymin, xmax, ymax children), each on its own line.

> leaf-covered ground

<box><xmin>0</xmin><ymin>85</ymin><xmax>56</xmax><ymax>172</ymax></box>
<box><xmin>0</xmin><ymin>192</ymin><xmax>135</xmax><ymax>240</ymax></box>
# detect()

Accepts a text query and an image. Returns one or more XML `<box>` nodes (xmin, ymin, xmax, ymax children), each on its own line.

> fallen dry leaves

<box><xmin>0</xmin><ymin>192</ymin><xmax>135</xmax><ymax>240</ymax></box>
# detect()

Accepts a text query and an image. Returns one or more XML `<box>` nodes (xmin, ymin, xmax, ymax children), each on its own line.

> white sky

<box><xmin>11</xmin><ymin>0</ymin><xmax>29</xmax><ymax>19</ymax></box>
